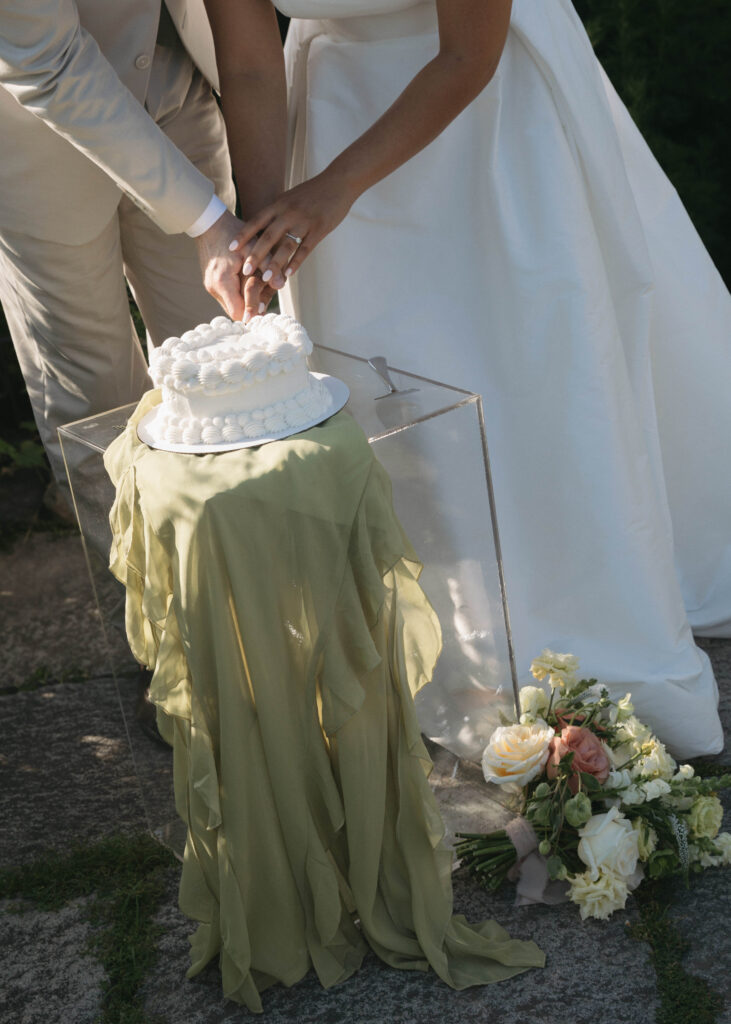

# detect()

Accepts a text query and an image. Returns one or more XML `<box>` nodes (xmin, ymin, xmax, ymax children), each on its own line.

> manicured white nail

<box><xmin>243</xmin><ymin>311</ymin><xmax>252</xmax><ymax>324</ymax></box>
<box><xmin>228</xmin><ymin>240</ymin><xmax>239</xmax><ymax>252</ymax></box>
<box><xmin>258</xmin><ymin>302</ymin><xmax>266</xmax><ymax>314</ymax></box>
<box><xmin>243</xmin><ymin>261</ymin><xmax>254</xmax><ymax>276</ymax></box>
<box><xmin>284</xmin><ymin>266</ymin><xmax>294</xmax><ymax>278</ymax></box>
<box><xmin>262</xmin><ymin>269</ymin><xmax>273</xmax><ymax>283</ymax></box>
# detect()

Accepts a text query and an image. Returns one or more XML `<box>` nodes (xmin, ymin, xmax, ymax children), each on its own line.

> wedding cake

<box><xmin>146</xmin><ymin>313</ymin><xmax>333</xmax><ymax>446</ymax></box>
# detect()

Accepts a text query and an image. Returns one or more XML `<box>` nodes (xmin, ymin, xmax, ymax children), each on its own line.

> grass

<box><xmin>0</xmin><ymin>832</ymin><xmax>177</xmax><ymax>1024</ymax></box>
<box><xmin>3</xmin><ymin>830</ymin><xmax>726</xmax><ymax>1024</ymax></box>
<box><xmin>0</xmin><ymin>664</ymin><xmax>93</xmax><ymax>695</ymax></box>
<box><xmin>0</xmin><ymin>513</ymin><xmax>76</xmax><ymax>552</ymax></box>
<box><xmin>628</xmin><ymin>877</ymin><xmax>725</xmax><ymax>1024</ymax></box>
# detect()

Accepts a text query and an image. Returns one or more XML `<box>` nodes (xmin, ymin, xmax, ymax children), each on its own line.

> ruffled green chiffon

<box><xmin>105</xmin><ymin>392</ymin><xmax>543</xmax><ymax>1012</ymax></box>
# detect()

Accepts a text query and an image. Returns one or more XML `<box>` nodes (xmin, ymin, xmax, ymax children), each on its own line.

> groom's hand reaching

<box><xmin>194</xmin><ymin>208</ymin><xmax>273</xmax><ymax>322</ymax></box>
<box><xmin>195</xmin><ymin>209</ymin><xmax>247</xmax><ymax>320</ymax></box>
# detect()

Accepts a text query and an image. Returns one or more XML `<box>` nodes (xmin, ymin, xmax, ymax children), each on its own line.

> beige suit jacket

<box><xmin>0</xmin><ymin>0</ymin><xmax>221</xmax><ymax>243</ymax></box>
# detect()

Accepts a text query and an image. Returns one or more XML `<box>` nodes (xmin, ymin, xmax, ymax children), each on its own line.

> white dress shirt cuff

<box><xmin>186</xmin><ymin>195</ymin><xmax>228</xmax><ymax>237</ymax></box>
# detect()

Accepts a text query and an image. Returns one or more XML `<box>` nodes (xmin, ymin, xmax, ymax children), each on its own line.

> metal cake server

<box><xmin>368</xmin><ymin>356</ymin><xmax>420</xmax><ymax>399</ymax></box>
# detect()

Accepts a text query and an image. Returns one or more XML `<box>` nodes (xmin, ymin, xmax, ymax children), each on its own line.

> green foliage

<box><xmin>574</xmin><ymin>0</ymin><xmax>731</xmax><ymax>285</ymax></box>
<box><xmin>628</xmin><ymin>879</ymin><xmax>725</xmax><ymax>1024</ymax></box>
<box><xmin>0</xmin><ymin>833</ymin><xmax>177</xmax><ymax>1024</ymax></box>
<box><xmin>0</xmin><ymin>334</ymin><xmax>35</xmax><ymax>439</ymax></box>
<box><xmin>0</xmin><ymin>427</ymin><xmax>47</xmax><ymax>474</ymax></box>
<box><xmin>127</xmin><ymin>286</ymin><xmax>146</xmax><ymax>343</ymax></box>
<box><xmin>0</xmin><ymin>664</ymin><xmax>92</xmax><ymax>696</ymax></box>
<box><xmin>565</xmin><ymin>791</ymin><xmax>593</xmax><ymax>827</ymax></box>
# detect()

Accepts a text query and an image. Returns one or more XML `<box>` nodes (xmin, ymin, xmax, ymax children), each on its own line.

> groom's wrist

<box><xmin>186</xmin><ymin>195</ymin><xmax>228</xmax><ymax>237</ymax></box>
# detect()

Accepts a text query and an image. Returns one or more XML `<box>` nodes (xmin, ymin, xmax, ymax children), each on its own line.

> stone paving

<box><xmin>0</xmin><ymin>529</ymin><xmax>729</xmax><ymax>1023</ymax></box>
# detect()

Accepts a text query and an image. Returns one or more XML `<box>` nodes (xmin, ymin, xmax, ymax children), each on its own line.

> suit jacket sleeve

<box><xmin>0</xmin><ymin>0</ymin><xmax>215</xmax><ymax>235</ymax></box>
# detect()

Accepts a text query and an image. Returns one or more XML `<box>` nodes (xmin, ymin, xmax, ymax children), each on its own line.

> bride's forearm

<box><xmin>325</xmin><ymin>53</ymin><xmax>500</xmax><ymax>204</ymax></box>
<box><xmin>231</xmin><ymin>0</ymin><xmax>512</xmax><ymax>287</ymax></box>
<box><xmin>203</xmin><ymin>0</ymin><xmax>287</xmax><ymax>215</ymax></box>
<box><xmin>322</xmin><ymin>0</ymin><xmax>512</xmax><ymax>203</ymax></box>
<box><xmin>219</xmin><ymin>70</ymin><xmax>287</xmax><ymax>218</ymax></box>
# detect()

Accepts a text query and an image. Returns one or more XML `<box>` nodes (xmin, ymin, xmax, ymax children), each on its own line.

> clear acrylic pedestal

<box><xmin>59</xmin><ymin>347</ymin><xmax>519</xmax><ymax>850</ymax></box>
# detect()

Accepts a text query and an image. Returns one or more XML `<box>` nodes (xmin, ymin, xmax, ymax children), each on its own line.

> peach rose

<box><xmin>546</xmin><ymin>725</ymin><xmax>611</xmax><ymax>794</ymax></box>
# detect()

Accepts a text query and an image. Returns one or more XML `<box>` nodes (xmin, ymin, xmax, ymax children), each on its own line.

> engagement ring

<box><xmin>285</xmin><ymin>232</ymin><xmax>303</xmax><ymax>245</ymax></box>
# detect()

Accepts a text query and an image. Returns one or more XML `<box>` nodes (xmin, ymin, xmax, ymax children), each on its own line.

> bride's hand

<box><xmin>231</xmin><ymin>174</ymin><xmax>356</xmax><ymax>289</ymax></box>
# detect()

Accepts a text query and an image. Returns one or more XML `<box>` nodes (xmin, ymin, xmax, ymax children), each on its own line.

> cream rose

<box><xmin>519</xmin><ymin>685</ymin><xmax>550</xmax><ymax>719</ymax></box>
<box><xmin>577</xmin><ymin>807</ymin><xmax>640</xmax><ymax>881</ymax></box>
<box><xmin>568</xmin><ymin>869</ymin><xmax>629</xmax><ymax>920</ymax></box>
<box><xmin>481</xmin><ymin>720</ymin><xmax>555</xmax><ymax>786</ymax></box>
<box><xmin>688</xmin><ymin>796</ymin><xmax>724</xmax><ymax>840</ymax></box>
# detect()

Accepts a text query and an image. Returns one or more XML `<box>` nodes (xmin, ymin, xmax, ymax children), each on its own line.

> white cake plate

<box><xmin>137</xmin><ymin>373</ymin><xmax>350</xmax><ymax>454</ymax></box>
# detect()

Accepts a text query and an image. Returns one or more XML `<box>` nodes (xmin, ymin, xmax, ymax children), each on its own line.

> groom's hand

<box><xmin>242</xmin><ymin>273</ymin><xmax>275</xmax><ymax>324</ymax></box>
<box><xmin>195</xmin><ymin>209</ymin><xmax>248</xmax><ymax>320</ymax></box>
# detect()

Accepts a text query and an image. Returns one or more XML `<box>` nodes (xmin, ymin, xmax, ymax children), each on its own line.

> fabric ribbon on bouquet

<box><xmin>505</xmin><ymin>818</ymin><xmax>570</xmax><ymax>907</ymax></box>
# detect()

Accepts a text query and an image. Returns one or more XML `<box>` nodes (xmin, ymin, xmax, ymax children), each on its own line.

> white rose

<box><xmin>519</xmin><ymin>685</ymin><xmax>550</xmax><ymax>718</ymax></box>
<box><xmin>481</xmin><ymin>720</ymin><xmax>555</xmax><ymax>786</ymax></box>
<box><xmin>578</xmin><ymin>807</ymin><xmax>640</xmax><ymax>881</ymax></box>
<box><xmin>675</xmin><ymin>764</ymin><xmax>695</xmax><ymax>780</ymax></box>
<box><xmin>640</xmin><ymin>778</ymin><xmax>672</xmax><ymax>802</ymax></box>
<box><xmin>568</xmin><ymin>869</ymin><xmax>629</xmax><ymax>920</ymax></box>
<box><xmin>530</xmin><ymin>649</ymin><xmax>580</xmax><ymax>692</ymax></box>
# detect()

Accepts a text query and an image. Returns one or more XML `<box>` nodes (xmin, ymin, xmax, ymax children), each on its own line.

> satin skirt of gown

<box><xmin>277</xmin><ymin>0</ymin><xmax>729</xmax><ymax>758</ymax></box>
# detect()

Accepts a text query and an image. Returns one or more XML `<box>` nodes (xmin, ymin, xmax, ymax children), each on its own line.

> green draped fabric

<box><xmin>104</xmin><ymin>392</ymin><xmax>543</xmax><ymax>1012</ymax></box>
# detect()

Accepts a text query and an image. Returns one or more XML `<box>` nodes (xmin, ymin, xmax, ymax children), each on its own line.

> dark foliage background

<box><xmin>1</xmin><ymin>1</ymin><xmax>729</xmax><ymax>446</ymax></box>
<box><xmin>574</xmin><ymin>0</ymin><xmax>731</xmax><ymax>283</ymax></box>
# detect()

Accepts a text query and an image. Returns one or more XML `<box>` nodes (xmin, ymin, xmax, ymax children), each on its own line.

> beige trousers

<box><xmin>0</xmin><ymin>48</ymin><xmax>234</xmax><ymax>495</ymax></box>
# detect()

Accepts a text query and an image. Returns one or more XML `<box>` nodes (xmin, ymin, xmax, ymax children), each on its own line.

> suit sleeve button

<box><xmin>135</xmin><ymin>54</ymin><xmax>151</xmax><ymax>70</ymax></box>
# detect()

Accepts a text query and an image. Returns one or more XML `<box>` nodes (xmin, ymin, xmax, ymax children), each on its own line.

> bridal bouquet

<box><xmin>455</xmin><ymin>651</ymin><xmax>731</xmax><ymax>920</ymax></box>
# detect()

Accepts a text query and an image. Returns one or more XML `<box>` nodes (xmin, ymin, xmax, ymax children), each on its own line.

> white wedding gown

<box><xmin>277</xmin><ymin>0</ymin><xmax>729</xmax><ymax>757</ymax></box>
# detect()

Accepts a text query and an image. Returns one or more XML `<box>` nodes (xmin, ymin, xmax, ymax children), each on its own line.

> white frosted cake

<box><xmin>147</xmin><ymin>313</ymin><xmax>333</xmax><ymax>446</ymax></box>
